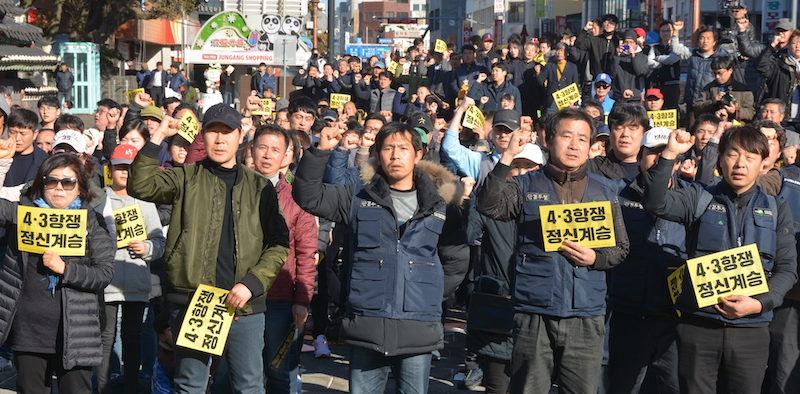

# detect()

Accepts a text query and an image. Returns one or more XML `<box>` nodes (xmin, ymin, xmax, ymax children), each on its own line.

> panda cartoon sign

<box><xmin>187</xmin><ymin>11</ymin><xmax>312</xmax><ymax>66</ymax></box>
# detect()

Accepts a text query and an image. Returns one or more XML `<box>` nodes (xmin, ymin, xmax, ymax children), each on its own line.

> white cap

<box><xmin>52</xmin><ymin>129</ymin><xmax>87</xmax><ymax>154</ymax></box>
<box><xmin>513</xmin><ymin>143</ymin><xmax>545</xmax><ymax>165</ymax></box>
<box><xmin>641</xmin><ymin>127</ymin><xmax>672</xmax><ymax>149</ymax></box>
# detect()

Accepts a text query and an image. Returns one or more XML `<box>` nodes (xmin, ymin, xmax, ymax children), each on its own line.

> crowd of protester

<box><xmin>1</xmin><ymin>6</ymin><xmax>800</xmax><ymax>394</ymax></box>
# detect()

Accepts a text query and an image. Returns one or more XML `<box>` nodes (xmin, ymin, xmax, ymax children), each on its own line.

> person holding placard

<box><xmin>127</xmin><ymin>103</ymin><xmax>290</xmax><ymax>394</ymax></box>
<box><xmin>96</xmin><ymin>144</ymin><xmax>165</xmax><ymax>394</ymax></box>
<box><xmin>642</xmin><ymin>127</ymin><xmax>797</xmax><ymax>394</ymax></box>
<box><xmin>606</xmin><ymin>127</ymin><xmax>685</xmax><ymax>394</ymax></box>
<box><xmin>536</xmin><ymin>43</ymin><xmax>580</xmax><ymax>114</ymax></box>
<box><xmin>0</xmin><ymin>151</ymin><xmax>115</xmax><ymax>394</ymax></box>
<box><xmin>477</xmin><ymin>108</ymin><xmax>630</xmax><ymax>394</ymax></box>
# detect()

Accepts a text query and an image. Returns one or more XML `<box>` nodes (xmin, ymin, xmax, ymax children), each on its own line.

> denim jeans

<box><xmin>223</xmin><ymin>91</ymin><xmax>232</xmax><ymax>105</ymax></box>
<box><xmin>349</xmin><ymin>346</ymin><xmax>432</xmax><ymax>394</ymax></box>
<box><xmin>263</xmin><ymin>301</ymin><xmax>299</xmax><ymax>394</ymax></box>
<box><xmin>170</xmin><ymin>306</ymin><xmax>265</xmax><ymax>394</ymax></box>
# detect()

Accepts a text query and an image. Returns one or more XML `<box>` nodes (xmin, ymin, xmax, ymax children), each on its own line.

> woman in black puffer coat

<box><xmin>0</xmin><ymin>152</ymin><xmax>114</xmax><ymax>394</ymax></box>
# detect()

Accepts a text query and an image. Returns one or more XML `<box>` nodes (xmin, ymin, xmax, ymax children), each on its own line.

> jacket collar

<box><xmin>544</xmin><ymin>162</ymin><xmax>588</xmax><ymax>184</ymax></box>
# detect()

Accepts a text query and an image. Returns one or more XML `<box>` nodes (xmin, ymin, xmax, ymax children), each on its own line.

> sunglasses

<box><xmin>596</xmin><ymin>83</ymin><xmax>610</xmax><ymax>89</ymax></box>
<box><xmin>43</xmin><ymin>176</ymin><xmax>78</xmax><ymax>190</ymax></box>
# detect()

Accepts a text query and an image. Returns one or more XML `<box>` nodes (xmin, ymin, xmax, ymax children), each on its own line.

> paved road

<box><xmin>0</xmin><ymin>308</ymin><xmax>481</xmax><ymax>393</ymax></box>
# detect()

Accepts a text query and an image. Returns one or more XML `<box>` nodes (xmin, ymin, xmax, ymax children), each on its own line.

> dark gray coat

<box><xmin>0</xmin><ymin>198</ymin><xmax>115</xmax><ymax>369</ymax></box>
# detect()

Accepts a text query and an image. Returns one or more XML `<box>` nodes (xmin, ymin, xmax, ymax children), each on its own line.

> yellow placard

<box><xmin>539</xmin><ymin>201</ymin><xmax>616</xmax><ymax>252</ymax></box>
<box><xmin>434</xmin><ymin>39</ymin><xmax>447</xmax><ymax>53</ymax></box>
<box><xmin>329</xmin><ymin>93</ymin><xmax>351</xmax><ymax>109</ymax></box>
<box><xmin>178</xmin><ymin>111</ymin><xmax>200</xmax><ymax>143</ymax></box>
<box><xmin>126</xmin><ymin>88</ymin><xmax>144</xmax><ymax>104</ymax></box>
<box><xmin>103</xmin><ymin>164</ymin><xmax>113</xmax><ymax>187</ymax></box>
<box><xmin>17</xmin><ymin>206</ymin><xmax>87</xmax><ymax>256</ymax></box>
<box><xmin>552</xmin><ymin>83</ymin><xmax>581</xmax><ymax>110</ymax></box>
<box><xmin>686</xmin><ymin>244</ymin><xmax>769</xmax><ymax>308</ymax></box>
<box><xmin>175</xmin><ymin>284</ymin><xmax>236</xmax><ymax>356</ymax></box>
<box><xmin>113</xmin><ymin>204</ymin><xmax>147</xmax><ymax>248</ymax></box>
<box><xmin>251</xmin><ymin>98</ymin><xmax>273</xmax><ymax>115</ymax></box>
<box><xmin>668</xmin><ymin>266</ymin><xmax>685</xmax><ymax>304</ymax></box>
<box><xmin>387</xmin><ymin>60</ymin><xmax>400</xmax><ymax>76</ymax></box>
<box><xmin>648</xmin><ymin>109</ymin><xmax>678</xmax><ymax>129</ymax></box>
<box><xmin>462</xmin><ymin>106</ymin><xmax>485</xmax><ymax>130</ymax></box>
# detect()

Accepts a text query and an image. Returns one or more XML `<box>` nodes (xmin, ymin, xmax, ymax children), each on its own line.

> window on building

<box><xmin>386</xmin><ymin>11</ymin><xmax>394</xmax><ymax>17</ymax></box>
<box><xmin>508</xmin><ymin>2</ymin><xmax>524</xmax><ymax>23</ymax></box>
<box><xmin>398</xmin><ymin>0</ymin><xmax>409</xmax><ymax>3</ymax></box>
<box><xmin>413</xmin><ymin>4</ymin><xmax>419</xmax><ymax>11</ymax></box>
<box><xmin>421</xmin><ymin>4</ymin><xmax>426</xmax><ymax>11</ymax></box>
<box><xmin>398</xmin><ymin>12</ymin><xmax>409</xmax><ymax>17</ymax></box>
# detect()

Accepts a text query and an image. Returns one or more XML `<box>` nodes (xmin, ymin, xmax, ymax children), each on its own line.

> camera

<box><xmin>622</xmin><ymin>45</ymin><xmax>630</xmax><ymax>52</ymax></box>
<box><xmin>720</xmin><ymin>92</ymin><xmax>736</xmax><ymax>106</ymax></box>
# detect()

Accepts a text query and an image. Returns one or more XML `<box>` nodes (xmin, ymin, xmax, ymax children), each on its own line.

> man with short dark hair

<box><xmin>37</xmin><ymin>96</ymin><xmax>61</xmax><ymax>130</ymax></box>
<box><xmin>477</xmin><ymin>108</ymin><xmax>630</xmax><ymax>394</ymax></box>
<box><xmin>147</xmin><ymin>62</ymin><xmax>168</xmax><ymax>106</ymax></box>
<box><xmin>671</xmin><ymin>21</ymin><xmax>738</xmax><ymax>127</ymax></box>
<box><xmin>643</xmin><ymin>126</ymin><xmax>797</xmax><ymax>394</ymax></box>
<box><xmin>250</xmin><ymin>125</ymin><xmax>317</xmax><ymax>394</ymax></box>
<box><xmin>293</xmin><ymin>121</ymin><xmax>465</xmax><ymax>394</ymax></box>
<box><xmin>474</xmin><ymin>62</ymin><xmax>522</xmax><ymax>111</ymax></box>
<box><xmin>288</xmin><ymin>96</ymin><xmax>317</xmax><ymax>135</ymax></box>
<box><xmin>128</xmin><ymin>103</ymin><xmax>290</xmax><ymax>394</ymax></box>
<box><xmin>575</xmin><ymin>14</ymin><xmax>621</xmax><ymax>81</ymax></box>
<box><xmin>587</xmin><ymin>104</ymin><xmax>651</xmax><ymax>179</ymax></box>
<box><xmin>369</xmin><ymin>71</ymin><xmax>397</xmax><ymax>118</ymax></box>
<box><xmin>166</xmin><ymin>64</ymin><xmax>187</xmax><ymax>100</ymax></box>
<box><xmin>54</xmin><ymin>62</ymin><xmax>74</xmax><ymax>105</ymax></box>
<box><xmin>452</xmin><ymin>46</ymin><xmax>488</xmax><ymax>102</ymax></box>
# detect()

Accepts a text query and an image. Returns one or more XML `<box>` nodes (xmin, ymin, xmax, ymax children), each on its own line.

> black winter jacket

<box><xmin>575</xmin><ymin>30</ymin><xmax>620</xmax><ymax>78</ymax></box>
<box><xmin>755</xmin><ymin>45</ymin><xmax>800</xmax><ymax>120</ymax></box>
<box><xmin>0</xmin><ymin>197</ymin><xmax>115</xmax><ymax>369</ymax></box>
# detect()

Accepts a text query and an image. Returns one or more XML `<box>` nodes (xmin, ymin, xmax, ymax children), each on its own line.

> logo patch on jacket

<box><xmin>360</xmin><ymin>200</ymin><xmax>380</xmax><ymax>208</ymax></box>
<box><xmin>754</xmin><ymin>208</ymin><xmax>773</xmax><ymax>217</ymax></box>
<box><xmin>708</xmin><ymin>203</ymin><xmax>727</xmax><ymax>213</ymax></box>
<box><xmin>432</xmin><ymin>211</ymin><xmax>446</xmax><ymax>221</ymax></box>
<box><xmin>525</xmin><ymin>192</ymin><xmax>549</xmax><ymax>202</ymax></box>
<box><xmin>622</xmin><ymin>201</ymin><xmax>644</xmax><ymax>210</ymax></box>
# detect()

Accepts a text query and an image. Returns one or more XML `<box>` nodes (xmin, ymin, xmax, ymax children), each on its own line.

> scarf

<box><xmin>32</xmin><ymin>197</ymin><xmax>83</xmax><ymax>297</ymax></box>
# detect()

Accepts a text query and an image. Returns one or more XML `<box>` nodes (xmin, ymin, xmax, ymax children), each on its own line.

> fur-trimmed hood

<box><xmin>359</xmin><ymin>159</ymin><xmax>465</xmax><ymax>206</ymax></box>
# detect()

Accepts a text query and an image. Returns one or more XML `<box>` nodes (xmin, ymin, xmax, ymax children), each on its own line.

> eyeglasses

<box><xmin>43</xmin><ymin>176</ymin><xmax>78</xmax><ymax>190</ymax></box>
<box><xmin>596</xmin><ymin>83</ymin><xmax>610</xmax><ymax>89</ymax></box>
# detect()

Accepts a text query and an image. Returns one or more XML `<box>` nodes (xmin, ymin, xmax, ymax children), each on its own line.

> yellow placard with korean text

<box><xmin>648</xmin><ymin>109</ymin><xmax>678</xmax><ymax>129</ymax></box>
<box><xmin>126</xmin><ymin>88</ymin><xmax>144</xmax><ymax>104</ymax></box>
<box><xmin>686</xmin><ymin>244</ymin><xmax>769</xmax><ymax>308</ymax></box>
<box><xmin>434</xmin><ymin>39</ymin><xmax>447</xmax><ymax>53</ymax></box>
<box><xmin>178</xmin><ymin>111</ymin><xmax>200</xmax><ymax>143</ymax></box>
<box><xmin>17</xmin><ymin>206</ymin><xmax>87</xmax><ymax>256</ymax></box>
<box><xmin>552</xmin><ymin>83</ymin><xmax>581</xmax><ymax>110</ymax></box>
<box><xmin>539</xmin><ymin>201</ymin><xmax>615</xmax><ymax>252</ymax></box>
<box><xmin>668</xmin><ymin>266</ymin><xmax>684</xmax><ymax>304</ymax></box>
<box><xmin>462</xmin><ymin>106</ymin><xmax>485</xmax><ymax>130</ymax></box>
<box><xmin>387</xmin><ymin>60</ymin><xmax>400</xmax><ymax>76</ymax></box>
<box><xmin>251</xmin><ymin>98</ymin><xmax>273</xmax><ymax>115</ymax></box>
<box><xmin>113</xmin><ymin>204</ymin><xmax>147</xmax><ymax>248</ymax></box>
<box><xmin>329</xmin><ymin>93</ymin><xmax>351</xmax><ymax>109</ymax></box>
<box><xmin>175</xmin><ymin>284</ymin><xmax>236</xmax><ymax>356</ymax></box>
<box><xmin>103</xmin><ymin>164</ymin><xmax>113</xmax><ymax>187</ymax></box>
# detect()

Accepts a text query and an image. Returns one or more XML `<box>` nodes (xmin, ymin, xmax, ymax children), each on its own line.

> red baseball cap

<box><xmin>110</xmin><ymin>144</ymin><xmax>139</xmax><ymax>165</ymax></box>
<box><xmin>645</xmin><ymin>88</ymin><xmax>664</xmax><ymax>100</ymax></box>
<box><xmin>482</xmin><ymin>33</ymin><xmax>494</xmax><ymax>42</ymax></box>
<box><xmin>634</xmin><ymin>27</ymin><xmax>646</xmax><ymax>38</ymax></box>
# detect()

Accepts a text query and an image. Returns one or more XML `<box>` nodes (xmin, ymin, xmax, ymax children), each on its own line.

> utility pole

<box><xmin>312</xmin><ymin>0</ymin><xmax>320</xmax><ymax>49</ymax></box>
<box><xmin>328</xmin><ymin>0</ymin><xmax>336</xmax><ymax>63</ymax></box>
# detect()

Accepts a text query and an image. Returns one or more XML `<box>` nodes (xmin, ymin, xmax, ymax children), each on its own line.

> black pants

<box><xmin>151</xmin><ymin>86</ymin><xmax>164</xmax><ymax>107</ymax></box>
<box><xmin>97</xmin><ymin>301</ymin><xmax>147</xmax><ymax>394</ymax></box>
<box><xmin>767</xmin><ymin>299</ymin><xmax>800</xmax><ymax>394</ymax></box>
<box><xmin>14</xmin><ymin>351</ymin><xmax>92</xmax><ymax>394</ymax></box>
<box><xmin>676</xmin><ymin>316</ymin><xmax>769</xmax><ymax>394</ymax></box>
<box><xmin>607</xmin><ymin>311</ymin><xmax>679</xmax><ymax>394</ymax></box>
<box><xmin>484</xmin><ymin>356</ymin><xmax>510</xmax><ymax>394</ymax></box>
